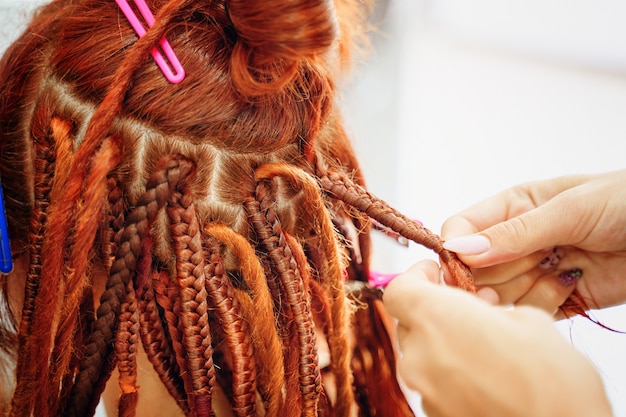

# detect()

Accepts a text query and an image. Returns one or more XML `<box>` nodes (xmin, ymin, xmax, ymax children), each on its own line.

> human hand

<box><xmin>441</xmin><ymin>169</ymin><xmax>626</xmax><ymax>314</ymax></box>
<box><xmin>383</xmin><ymin>260</ymin><xmax>613</xmax><ymax>417</ymax></box>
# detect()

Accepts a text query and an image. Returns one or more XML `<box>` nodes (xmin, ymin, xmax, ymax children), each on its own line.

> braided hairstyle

<box><xmin>0</xmin><ymin>0</ymin><xmax>474</xmax><ymax>416</ymax></box>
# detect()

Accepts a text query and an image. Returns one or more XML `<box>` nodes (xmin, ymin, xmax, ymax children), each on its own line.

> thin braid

<box><xmin>45</xmin><ymin>135</ymin><xmax>123</xmax><ymax>415</ymax></box>
<box><xmin>204</xmin><ymin>236</ymin><xmax>258</xmax><ymax>417</ymax></box>
<box><xmin>116</xmin><ymin>227</ymin><xmax>155</xmax><ymax>417</ymax></box>
<box><xmin>167</xmin><ymin>190</ymin><xmax>216</xmax><ymax>417</ymax></box>
<box><xmin>153</xmin><ymin>269</ymin><xmax>194</xmax><ymax>407</ymax></box>
<box><xmin>255</xmin><ymin>163</ymin><xmax>355</xmax><ymax>415</ymax></box>
<box><xmin>318</xmin><ymin>170</ymin><xmax>475</xmax><ymax>291</ymax></box>
<box><xmin>100</xmin><ymin>176</ymin><xmax>125</xmax><ymax>270</ymax></box>
<box><xmin>11</xmin><ymin>110</ymin><xmax>58</xmax><ymax>416</ymax></box>
<box><xmin>116</xmin><ymin>275</ymin><xmax>141</xmax><ymax>417</ymax></box>
<box><xmin>244</xmin><ymin>197</ymin><xmax>302</xmax><ymax>416</ymax></box>
<box><xmin>65</xmin><ymin>155</ymin><xmax>193</xmax><ymax>417</ymax></box>
<box><xmin>246</xmin><ymin>181</ymin><xmax>322</xmax><ymax>417</ymax></box>
<box><xmin>138</xmin><ymin>268</ymin><xmax>190</xmax><ymax>415</ymax></box>
<box><xmin>11</xmin><ymin>115</ymin><xmax>77</xmax><ymax>417</ymax></box>
<box><xmin>204</xmin><ymin>223</ymin><xmax>285</xmax><ymax>415</ymax></box>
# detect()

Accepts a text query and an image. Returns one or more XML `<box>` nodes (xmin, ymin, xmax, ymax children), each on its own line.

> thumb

<box><xmin>443</xmin><ymin>201</ymin><xmax>570</xmax><ymax>267</ymax></box>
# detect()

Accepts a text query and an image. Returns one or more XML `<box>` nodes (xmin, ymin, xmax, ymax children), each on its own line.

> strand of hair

<box><xmin>243</xmin><ymin>197</ymin><xmax>305</xmax><ymax>416</ymax></box>
<box><xmin>10</xmin><ymin>111</ymin><xmax>56</xmax><ymax>416</ymax></box>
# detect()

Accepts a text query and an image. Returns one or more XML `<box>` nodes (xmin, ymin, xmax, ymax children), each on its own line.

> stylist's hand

<box><xmin>383</xmin><ymin>260</ymin><xmax>613</xmax><ymax>417</ymax></box>
<box><xmin>441</xmin><ymin>169</ymin><xmax>626</xmax><ymax>314</ymax></box>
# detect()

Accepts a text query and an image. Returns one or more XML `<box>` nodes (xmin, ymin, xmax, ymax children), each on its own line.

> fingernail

<box><xmin>539</xmin><ymin>247</ymin><xmax>565</xmax><ymax>270</ymax></box>
<box><xmin>443</xmin><ymin>235</ymin><xmax>490</xmax><ymax>255</ymax></box>
<box><xmin>558</xmin><ymin>268</ymin><xmax>583</xmax><ymax>286</ymax></box>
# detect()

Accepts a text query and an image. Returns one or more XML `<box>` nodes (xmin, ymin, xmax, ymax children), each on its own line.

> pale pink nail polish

<box><xmin>443</xmin><ymin>235</ymin><xmax>490</xmax><ymax>255</ymax></box>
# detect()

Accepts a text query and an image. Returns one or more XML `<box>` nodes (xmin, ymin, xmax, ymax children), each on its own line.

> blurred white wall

<box><xmin>343</xmin><ymin>0</ymin><xmax>626</xmax><ymax>415</ymax></box>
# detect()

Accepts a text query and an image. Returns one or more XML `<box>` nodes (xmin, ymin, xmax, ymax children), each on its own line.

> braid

<box><xmin>10</xmin><ymin>109</ymin><xmax>58</xmax><ymax>417</ymax></box>
<box><xmin>167</xmin><ymin>189</ymin><xmax>216</xmax><ymax>417</ymax></box>
<box><xmin>318</xmin><ymin>170</ymin><xmax>475</xmax><ymax>292</ymax></box>
<box><xmin>115</xmin><ymin>274</ymin><xmax>141</xmax><ymax>417</ymax></box>
<box><xmin>245</xmin><ymin>181</ymin><xmax>322</xmax><ymax>416</ymax></box>
<box><xmin>100</xmin><ymin>176</ymin><xmax>125</xmax><ymax>270</ymax></box>
<box><xmin>153</xmin><ymin>269</ymin><xmax>195</xmax><ymax>408</ymax></box>
<box><xmin>138</xmin><ymin>268</ymin><xmax>190</xmax><ymax>414</ymax></box>
<box><xmin>116</xmin><ymin>221</ymin><xmax>157</xmax><ymax>417</ymax></box>
<box><xmin>255</xmin><ymin>163</ymin><xmax>355</xmax><ymax>416</ymax></box>
<box><xmin>65</xmin><ymin>155</ymin><xmax>193</xmax><ymax>417</ymax></box>
<box><xmin>204</xmin><ymin>236</ymin><xmax>257</xmax><ymax>417</ymax></box>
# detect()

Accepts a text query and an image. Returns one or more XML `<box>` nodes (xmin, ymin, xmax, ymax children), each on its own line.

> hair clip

<box><xmin>116</xmin><ymin>0</ymin><xmax>185</xmax><ymax>84</ymax></box>
<box><xmin>0</xmin><ymin>182</ymin><xmax>13</xmax><ymax>274</ymax></box>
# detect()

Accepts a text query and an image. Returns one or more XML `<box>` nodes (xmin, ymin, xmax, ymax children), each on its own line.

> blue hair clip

<box><xmin>0</xmin><ymin>182</ymin><xmax>13</xmax><ymax>274</ymax></box>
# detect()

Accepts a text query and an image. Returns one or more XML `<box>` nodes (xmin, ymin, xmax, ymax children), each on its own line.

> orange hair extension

<box><xmin>115</xmin><ymin>275</ymin><xmax>140</xmax><ymax>417</ymax></box>
<box><xmin>204</xmin><ymin>223</ymin><xmax>285</xmax><ymax>415</ymax></box>
<box><xmin>203</xmin><ymin>236</ymin><xmax>258</xmax><ymax>416</ymax></box>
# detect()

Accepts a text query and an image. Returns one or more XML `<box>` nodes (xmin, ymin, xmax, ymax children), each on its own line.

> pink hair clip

<box><xmin>116</xmin><ymin>0</ymin><xmax>185</xmax><ymax>84</ymax></box>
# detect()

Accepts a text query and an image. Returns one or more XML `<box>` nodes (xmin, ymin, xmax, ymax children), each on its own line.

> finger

<box><xmin>469</xmin><ymin>250</ymin><xmax>548</xmax><ymax>285</ymax></box>
<box><xmin>442</xmin><ymin>194</ymin><xmax>589</xmax><ymax>268</ymax></box>
<box><xmin>476</xmin><ymin>287</ymin><xmax>499</xmax><ymax>304</ymax></box>
<box><xmin>383</xmin><ymin>260</ymin><xmax>441</xmax><ymax>321</ymax></box>
<box><xmin>488</xmin><ymin>272</ymin><xmax>542</xmax><ymax>306</ymax></box>
<box><xmin>441</xmin><ymin>175</ymin><xmax>589</xmax><ymax>241</ymax></box>
<box><xmin>516</xmin><ymin>272</ymin><xmax>579</xmax><ymax>315</ymax></box>
<box><xmin>442</xmin><ymin>176</ymin><xmax>593</xmax><ymax>268</ymax></box>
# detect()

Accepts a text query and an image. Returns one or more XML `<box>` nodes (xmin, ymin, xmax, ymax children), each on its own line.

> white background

<box><xmin>342</xmin><ymin>1</ymin><xmax>626</xmax><ymax>416</ymax></box>
<box><xmin>3</xmin><ymin>1</ymin><xmax>626</xmax><ymax>416</ymax></box>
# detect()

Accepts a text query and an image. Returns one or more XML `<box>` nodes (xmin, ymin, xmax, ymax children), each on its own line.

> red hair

<box><xmin>0</xmin><ymin>0</ymin><xmax>473</xmax><ymax>416</ymax></box>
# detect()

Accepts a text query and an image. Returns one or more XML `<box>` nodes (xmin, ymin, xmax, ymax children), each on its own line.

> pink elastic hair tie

<box><xmin>116</xmin><ymin>0</ymin><xmax>185</xmax><ymax>84</ymax></box>
<box><xmin>368</xmin><ymin>270</ymin><xmax>399</xmax><ymax>288</ymax></box>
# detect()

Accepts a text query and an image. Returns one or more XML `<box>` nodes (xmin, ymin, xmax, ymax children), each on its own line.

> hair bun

<box><xmin>227</xmin><ymin>0</ymin><xmax>338</xmax><ymax>60</ymax></box>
